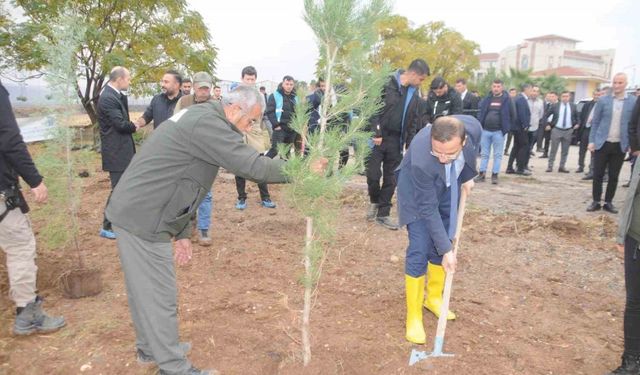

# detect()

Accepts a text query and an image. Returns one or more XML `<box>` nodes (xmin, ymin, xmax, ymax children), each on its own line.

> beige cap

<box><xmin>192</xmin><ymin>71</ymin><xmax>213</xmax><ymax>88</ymax></box>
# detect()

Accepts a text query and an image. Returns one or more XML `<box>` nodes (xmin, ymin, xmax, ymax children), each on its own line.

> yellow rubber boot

<box><xmin>424</xmin><ymin>262</ymin><xmax>456</xmax><ymax>320</ymax></box>
<box><xmin>405</xmin><ymin>274</ymin><xmax>426</xmax><ymax>344</ymax></box>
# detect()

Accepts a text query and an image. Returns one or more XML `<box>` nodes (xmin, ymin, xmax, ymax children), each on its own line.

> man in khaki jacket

<box><xmin>107</xmin><ymin>86</ymin><xmax>325</xmax><ymax>375</ymax></box>
<box><xmin>234</xmin><ymin>66</ymin><xmax>274</xmax><ymax>210</ymax></box>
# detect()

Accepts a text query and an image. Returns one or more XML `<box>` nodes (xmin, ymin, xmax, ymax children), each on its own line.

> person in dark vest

<box><xmin>265</xmin><ymin>75</ymin><xmax>298</xmax><ymax>158</ymax></box>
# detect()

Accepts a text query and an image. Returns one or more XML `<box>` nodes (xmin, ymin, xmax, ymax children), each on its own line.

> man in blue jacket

<box><xmin>587</xmin><ymin>73</ymin><xmax>637</xmax><ymax>213</ymax></box>
<box><xmin>476</xmin><ymin>79</ymin><xmax>511</xmax><ymax>184</ymax></box>
<box><xmin>506</xmin><ymin>84</ymin><xmax>532</xmax><ymax>175</ymax></box>
<box><xmin>396</xmin><ymin>115</ymin><xmax>479</xmax><ymax>344</ymax></box>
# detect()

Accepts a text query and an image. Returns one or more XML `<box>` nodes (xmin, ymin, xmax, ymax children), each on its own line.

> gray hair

<box><xmin>222</xmin><ymin>85</ymin><xmax>265</xmax><ymax>114</ymax></box>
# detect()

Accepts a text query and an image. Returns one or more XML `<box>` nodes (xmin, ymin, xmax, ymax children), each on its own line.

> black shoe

<box><xmin>575</xmin><ymin>167</ymin><xmax>584</xmax><ymax>173</ymax></box>
<box><xmin>623</xmin><ymin>181</ymin><xmax>631</xmax><ymax>188</ymax></box>
<box><xmin>475</xmin><ymin>172</ymin><xmax>486</xmax><ymax>182</ymax></box>
<box><xmin>138</xmin><ymin>342</ymin><xmax>192</xmax><ymax>365</ymax></box>
<box><xmin>529</xmin><ymin>151</ymin><xmax>535</xmax><ymax>156</ymax></box>
<box><xmin>605</xmin><ymin>354</ymin><xmax>640</xmax><ymax>375</ymax></box>
<box><xmin>603</xmin><ymin>202</ymin><xmax>619</xmax><ymax>214</ymax></box>
<box><xmin>539</xmin><ymin>154</ymin><xmax>548</xmax><ymax>158</ymax></box>
<box><xmin>505</xmin><ymin>168</ymin><xmax>515</xmax><ymax>174</ymax></box>
<box><xmin>516</xmin><ymin>169</ymin><xmax>531</xmax><ymax>176</ymax></box>
<box><xmin>491</xmin><ymin>173</ymin><xmax>498</xmax><ymax>184</ymax></box>
<box><xmin>586</xmin><ymin>201</ymin><xmax>602</xmax><ymax>212</ymax></box>
<box><xmin>545</xmin><ymin>167</ymin><xmax>552</xmax><ymax>172</ymax></box>
<box><xmin>582</xmin><ymin>173</ymin><xmax>593</xmax><ymax>180</ymax></box>
<box><xmin>558</xmin><ymin>167</ymin><xmax>570</xmax><ymax>173</ymax></box>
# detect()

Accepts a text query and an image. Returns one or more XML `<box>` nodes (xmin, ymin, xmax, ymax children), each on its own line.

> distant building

<box><xmin>475</xmin><ymin>34</ymin><xmax>615</xmax><ymax>100</ymax></box>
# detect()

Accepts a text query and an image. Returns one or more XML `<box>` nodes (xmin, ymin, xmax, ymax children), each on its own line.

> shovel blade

<box><xmin>409</xmin><ymin>349</ymin><xmax>428</xmax><ymax>366</ymax></box>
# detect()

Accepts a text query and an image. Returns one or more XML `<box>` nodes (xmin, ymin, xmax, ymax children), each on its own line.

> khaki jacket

<box><xmin>106</xmin><ymin>101</ymin><xmax>287</xmax><ymax>242</ymax></box>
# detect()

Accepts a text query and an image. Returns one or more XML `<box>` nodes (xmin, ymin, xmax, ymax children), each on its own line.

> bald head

<box><xmin>109</xmin><ymin>66</ymin><xmax>131</xmax><ymax>91</ymax></box>
<box><xmin>612</xmin><ymin>72</ymin><xmax>628</xmax><ymax>96</ymax></box>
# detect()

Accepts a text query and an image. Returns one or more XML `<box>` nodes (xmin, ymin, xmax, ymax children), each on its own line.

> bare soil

<box><xmin>0</xmin><ymin>145</ymin><xmax>631</xmax><ymax>375</ymax></box>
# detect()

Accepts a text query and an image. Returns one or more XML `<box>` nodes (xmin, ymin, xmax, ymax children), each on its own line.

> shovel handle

<box><xmin>434</xmin><ymin>187</ymin><xmax>469</xmax><ymax>341</ymax></box>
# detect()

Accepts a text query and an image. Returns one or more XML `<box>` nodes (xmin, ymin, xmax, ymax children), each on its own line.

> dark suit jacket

<box><xmin>512</xmin><ymin>94</ymin><xmax>531</xmax><ymax>131</ymax></box>
<box><xmin>629</xmin><ymin>98</ymin><xmax>640</xmax><ymax>153</ymax></box>
<box><xmin>578</xmin><ymin>100</ymin><xmax>596</xmax><ymax>137</ymax></box>
<box><xmin>550</xmin><ymin>101</ymin><xmax>578</xmax><ymax>129</ymax></box>
<box><xmin>98</xmin><ymin>85</ymin><xmax>137</xmax><ymax>172</ymax></box>
<box><xmin>461</xmin><ymin>92</ymin><xmax>480</xmax><ymax>118</ymax></box>
<box><xmin>395</xmin><ymin>115</ymin><xmax>480</xmax><ymax>255</ymax></box>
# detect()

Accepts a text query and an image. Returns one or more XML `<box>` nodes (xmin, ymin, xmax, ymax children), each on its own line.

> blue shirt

<box><xmin>445</xmin><ymin>151</ymin><xmax>465</xmax><ymax>187</ymax></box>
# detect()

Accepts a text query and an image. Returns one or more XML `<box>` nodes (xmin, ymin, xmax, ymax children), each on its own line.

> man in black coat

<box><xmin>366</xmin><ymin>59</ymin><xmax>430</xmax><ymax>230</ymax></box>
<box><xmin>98</xmin><ymin>66</ymin><xmax>139</xmax><ymax>239</ymax></box>
<box><xmin>424</xmin><ymin>77</ymin><xmax>463</xmax><ymax>124</ymax></box>
<box><xmin>455</xmin><ymin>78</ymin><xmax>479</xmax><ymax>118</ymax></box>
<box><xmin>0</xmin><ymin>80</ymin><xmax>66</xmax><ymax>335</ymax></box>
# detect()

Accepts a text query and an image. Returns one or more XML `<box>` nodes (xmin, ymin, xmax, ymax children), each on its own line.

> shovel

<box><xmin>409</xmin><ymin>187</ymin><xmax>469</xmax><ymax>366</ymax></box>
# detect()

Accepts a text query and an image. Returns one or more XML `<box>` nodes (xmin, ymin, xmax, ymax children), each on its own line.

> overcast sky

<box><xmin>189</xmin><ymin>0</ymin><xmax>640</xmax><ymax>87</ymax></box>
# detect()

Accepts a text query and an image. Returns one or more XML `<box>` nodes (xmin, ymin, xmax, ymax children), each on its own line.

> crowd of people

<box><xmin>1</xmin><ymin>57</ymin><xmax>640</xmax><ymax>374</ymax></box>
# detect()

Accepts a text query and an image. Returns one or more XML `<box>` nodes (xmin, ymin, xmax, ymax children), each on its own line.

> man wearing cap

<box><xmin>174</xmin><ymin>72</ymin><xmax>214</xmax><ymax>246</ymax></box>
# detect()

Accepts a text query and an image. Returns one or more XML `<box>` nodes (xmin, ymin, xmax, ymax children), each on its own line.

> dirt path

<box><xmin>0</xmin><ymin>144</ymin><xmax>630</xmax><ymax>374</ymax></box>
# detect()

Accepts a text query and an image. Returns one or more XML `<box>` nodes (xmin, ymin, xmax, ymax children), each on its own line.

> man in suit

<box><xmin>578</xmin><ymin>89</ymin><xmax>604</xmax><ymax>177</ymax></box>
<box><xmin>539</xmin><ymin>92</ymin><xmax>558</xmax><ymax>158</ymax></box>
<box><xmin>396</xmin><ymin>115</ymin><xmax>479</xmax><ymax>344</ymax></box>
<box><xmin>546</xmin><ymin>91</ymin><xmax>579</xmax><ymax>173</ymax></box>
<box><xmin>587</xmin><ymin>73</ymin><xmax>637</xmax><ymax>213</ymax></box>
<box><xmin>97</xmin><ymin>66</ymin><xmax>140</xmax><ymax>239</ymax></box>
<box><xmin>506</xmin><ymin>84</ymin><xmax>532</xmax><ymax>175</ymax></box>
<box><xmin>455</xmin><ymin>78</ymin><xmax>479</xmax><ymax>118</ymax></box>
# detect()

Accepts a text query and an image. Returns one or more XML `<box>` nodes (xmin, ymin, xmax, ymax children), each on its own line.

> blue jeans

<box><xmin>480</xmin><ymin>130</ymin><xmax>505</xmax><ymax>174</ymax></box>
<box><xmin>197</xmin><ymin>192</ymin><xmax>212</xmax><ymax>231</ymax></box>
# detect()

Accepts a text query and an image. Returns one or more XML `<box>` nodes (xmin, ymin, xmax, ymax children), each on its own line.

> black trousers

<box><xmin>578</xmin><ymin>128</ymin><xmax>592</xmax><ymax>171</ymax></box>
<box><xmin>103</xmin><ymin>171</ymin><xmax>123</xmax><ymax>231</ymax></box>
<box><xmin>592</xmin><ymin>141</ymin><xmax>625</xmax><ymax>203</ymax></box>
<box><xmin>235</xmin><ymin>176</ymin><xmax>270</xmax><ymax>201</ymax></box>
<box><xmin>366</xmin><ymin>135</ymin><xmax>402</xmax><ymax>218</ymax></box>
<box><xmin>527</xmin><ymin>130</ymin><xmax>537</xmax><ymax>153</ymax></box>
<box><xmin>507</xmin><ymin>129</ymin><xmax>529</xmax><ymax>171</ymax></box>
<box><xmin>625</xmin><ymin>235</ymin><xmax>640</xmax><ymax>356</ymax></box>
<box><xmin>265</xmin><ymin>128</ymin><xmax>298</xmax><ymax>158</ymax></box>
<box><xmin>542</xmin><ymin>128</ymin><xmax>551</xmax><ymax>154</ymax></box>
<box><xmin>504</xmin><ymin>132</ymin><xmax>513</xmax><ymax>154</ymax></box>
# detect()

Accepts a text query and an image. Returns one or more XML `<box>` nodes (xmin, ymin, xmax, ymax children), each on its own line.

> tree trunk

<box><xmin>82</xmin><ymin>100</ymin><xmax>99</xmax><ymax>149</ymax></box>
<box><xmin>302</xmin><ymin>216</ymin><xmax>313</xmax><ymax>366</ymax></box>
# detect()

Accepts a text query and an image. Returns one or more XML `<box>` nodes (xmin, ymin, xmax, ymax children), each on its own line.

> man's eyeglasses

<box><xmin>430</xmin><ymin>150</ymin><xmax>459</xmax><ymax>161</ymax></box>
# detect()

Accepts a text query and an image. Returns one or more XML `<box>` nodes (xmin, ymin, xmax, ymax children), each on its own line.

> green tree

<box><xmin>534</xmin><ymin>73</ymin><xmax>567</xmax><ymax>95</ymax></box>
<box><xmin>370</xmin><ymin>15</ymin><xmax>479</xmax><ymax>89</ymax></box>
<box><xmin>5</xmin><ymin>0</ymin><xmax>217</xmax><ymax>142</ymax></box>
<box><xmin>290</xmin><ymin>0</ymin><xmax>390</xmax><ymax>365</ymax></box>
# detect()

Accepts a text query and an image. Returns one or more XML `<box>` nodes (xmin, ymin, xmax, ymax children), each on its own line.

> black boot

<box><xmin>475</xmin><ymin>172</ymin><xmax>486</xmax><ymax>182</ymax></box>
<box><xmin>606</xmin><ymin>354</ymin><xmax>640</xmax><ymax>375</ymax></box>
